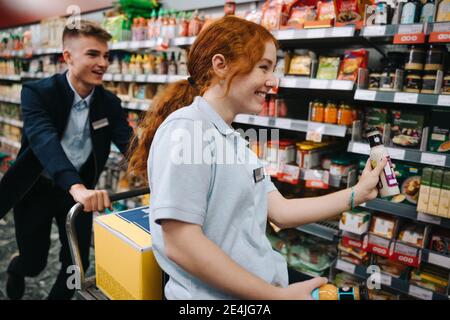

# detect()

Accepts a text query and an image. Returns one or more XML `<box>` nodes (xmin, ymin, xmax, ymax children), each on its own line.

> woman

<box><xmin>128</xmin><ymin>15</ymin><xmax>387</xmax><ymax>300</ymax></box>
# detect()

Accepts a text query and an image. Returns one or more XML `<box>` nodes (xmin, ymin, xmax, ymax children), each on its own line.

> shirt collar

<box><xmin>66</xmin><ymin>71</ymin><xmax>95</xmax><ymax>107</ymax></box>
<box><xmin>195</xmin><ymin>96</ymin><xmax>235</xmax><ymax>136</ymax></box>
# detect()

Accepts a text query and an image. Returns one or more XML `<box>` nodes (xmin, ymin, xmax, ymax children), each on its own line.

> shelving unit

<box><xmin>354</xmin><ymin>89</ymin><xmax>450</xmax><ymax>107</ymax></box>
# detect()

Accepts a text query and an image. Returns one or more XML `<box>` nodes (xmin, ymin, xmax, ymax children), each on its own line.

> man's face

<box><xmin>63</xmin><ymin>36</ymin><xmax>109</xmax><ymax>86</ymax></box>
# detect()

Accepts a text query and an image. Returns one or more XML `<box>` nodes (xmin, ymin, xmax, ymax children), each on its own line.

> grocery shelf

<box><xmin>360</xmin><ymin>198</ymin><xmax>450</xmax><ymax>229</ymax></box>
<box><xmin>0</xmin><ymin>116</ymin><xmax>23</xmax><ymax>128</ymax></box>
<box><xmin>103</xmin><ymin>73</ymin><xmax>187</xmax><ymax>83</ymax></box>
<box><xmin>334</xmin><ymin>259</ymin><xmax>449</xmax><ymax>300</ymax></box>
<box><xmin>121</xmin><ymin>100</ymin><xmax>151</xmax><ymax>111</ymax></box>
<box><xmin>0</xmin><ymin>74</ymin><xmax>21</xmax><ymax>81</ymax></box>
<box><xmin>110</xmin><ymin>38</ymin><xmax>165</xmax><ymax>51</ymax></box>
<box><xmin>0</xmin><ymin>136</ymin><xmax>21</xmax><ymax>149</ymax></box>
<box><xmin>21</xmin><ymin>72</ymin><xmax>53</xmax><ymax>79</ymax></box>
<box><xmin>348</xmin><ymin>141</ymin><xmax>450</xmax><ymax>168</ymax></box>
<box><xmin>296</xmin><ymin>221</ymin><xmax>340</xmax><ymax>242</ymax></box>
<box><xmin>272</xmin><ymin>26</ymin><xmax>355</xmax><ymax>41</ymax></box>
<box><xmin>0</xmin><ymin>96</ymin><xmax>20</xmax><ymax>104</ymax></box>
<box><xmin>279</xmin><ymin>77</ymin><xmax>354</xmax><ymax>91</ymax></box>
<box><xmin>354</xmin><ymin>89</ymin><xmax>450</xmax><ymax>107</ymax></box>
<box><xmin>171</xmin><ymin>36</ymin><xmax>196</xmax><ymax>46</ymax></box>
<box><xmin>233</xmin><ymin>114</ymin><xmax>347</xmax><ymax>137</ymax></box>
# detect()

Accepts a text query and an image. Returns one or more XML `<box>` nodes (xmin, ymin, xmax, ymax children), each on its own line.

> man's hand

<box><xmin>69</xmin><ymin>184</ymin><xmax>112</xmax><ymax>212</ymax></box>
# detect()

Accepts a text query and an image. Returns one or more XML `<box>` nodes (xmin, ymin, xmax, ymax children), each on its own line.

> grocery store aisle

<box><xmin>0</xmin><ymin>213</ymin><xmax>94</xmax><ymax>300</ymax></box>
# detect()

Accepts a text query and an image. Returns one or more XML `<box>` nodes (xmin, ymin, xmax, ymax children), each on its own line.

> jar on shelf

<box><xmin>404</xmin><ymin>45</ymin><xmax>425</xmax><ymax>71</ymax></box>
<box><xmin>404</xmin><ymin>70</ymin><xmax>422</xmax><ymax>93</ymax></box>
<box><xmin>311</xmin><ymin>100</ymin><xmax>325</xmax><ymax>122</ymax></box>
<box><xmin>421</xmin><ymin>70</ymin><xmax>438</xmax><ymax>94</ymax></box>
<box><xmin>424</xmin><ymin>45</ymin><xmax>445</xmax><ymax>71</ymax></box>
<box><xmin>369</xmin><ymin>71</ymin><xmax>381</xmax><ymax>90</ymax></box>
<box><xmin>443</xmin><ymin>73</ymin><xmax>450</xmax><ymax>95</ymax></box>
<box><xmin>337</xmin><ymin>102</ymin><xmax>353</xmax><ymax>126</ymax></box>
<box><xmin>324</xmin><ymin>101</ymin><xmax>338</xmax><ymax>124</ymax></box>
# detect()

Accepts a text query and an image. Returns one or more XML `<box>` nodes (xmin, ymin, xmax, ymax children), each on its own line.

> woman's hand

<box><xmin>278</xmin><ymin>277</ymin><xmax>328</xmax><ymax>300</ymax></box>
<box><xmin>354</xmin><ymin>157</ymin><xmax>388</xmax><ymax>206</ymax></box>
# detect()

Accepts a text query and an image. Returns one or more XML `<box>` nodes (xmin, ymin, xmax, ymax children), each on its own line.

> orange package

<box><xmin>337</xmin><ymin>49</ymin><xmax>369</xmax><ymax>82</ymax></box>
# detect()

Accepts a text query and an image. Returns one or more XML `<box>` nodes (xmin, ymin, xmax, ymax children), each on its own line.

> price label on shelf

<box><xmin>273</xmin><ymin>29</ymin><xmax>296</xmax><ymax>40</ymax></box>
<box><xmin>114</xmin><ymin>42</ymin><xmax>128</xmax><ymax>50</ymax></box>
<box><xmin>386</xmin><ymin>147</ymin><xmax>405</xmax><ymax>160</ymax></box>
<box><xmin>427</xmin><ymin>252</ymin><xmax>450</xmax><ymax>269</ymax></box>
<box><xmin>280</xmin><ymin>77</ymin><xmax>298</xmax><ymax>88</ymax></box>
<box><xmin>254</xmin><ymin>116</ymin><xmax>269</xmax><ymax>127</ymax></box>
<box><xmin>123</xmin><ymin>74</ymin><xmax>134</xmax><ymax>82</ymax></box>
<box><xmin>113</xmin><ymin>74</ymin><xmax>123</xmax><ymax>82</ymax></box>
<box><xmin>438</xmin><ymin>95</ymin><xmax>450</xmax><ymax>107</ymax></box>
<box><xmin>398</xmin><ymin>24</ymin><xmax>423</xmax><ymax>34</ymax></box>
<box><xmin>306</xmin><ymin>122</ymin><xmax>324</xmax><ymax>142</ymax></box>
<box><xmin>417</xmin><ymin>212</ymin><xmax>441</xmax><ymax>225</ymax></box>
<box><xmin>129</xmin><ymin>41</ymin><xmax>141</xmax><ymax>49</ymax></box>
<box><xmin>336</xmin><ymin>260</ymin><xmax>356</xmax><ymax>274</ymax></box>
<box><xmin>275</xmin><ymin>118</ymin><xmax>292</xmax><ymax>129</ymax></box>
<box><xmin>331</xmin><ymin>27</ymin><xmax>354</xmax><ymax>37</ymax></box>
<box><xmin>354</xmin><ymin>89</ymin><xmax>377</xmax><ymax>101</ymax></box>
<box><xmin>380</xmin><ymin>273</ymin><xmax>392</xmax><ymax>286</ymax></box>
<box><xmin>394</xmin><ymin>92</ymin><xmax>418</xmax><ymax>104</ymax></box>
<box><xmin>126</xmin><ymin>102</ymin><xmax>137</xmax><ymax>110</ymax></box>
<box><xmin>306</xmin><ymin>28</ymin><xmax>327</xmax><ymax>39</ymax></box>
<box><xmin>351</xmin><ymin>142</ymin><xmax>370</xmax><ymax>155</ymax></box>
<box><xmin>309</xmin><ymin>79</ymin><xmax>328</xmax><ymax>89</ymax></box>
<box><xmin>233</xmin><ymin>114</ymin><xmax>250</xmax><ymax>124</ymax></box>
<box><xmin>102</xmin><ymin>73</ymin><xmax>112</xmax><ymax>81</ymax></box>
<box><xmin>362</xmin><ymin>25</ymin><xmax>386</xmax><ymax>36</ymax></box>
<box><xmin>408</xmin><ymin>285</ymin><xmax>433</xmax><ymax>300</ymax></box>
<box><xmin>420</xmin><ymin>152</ymin><xmax>446</xmax><ymax>167</ymax></box>
<box><xmin>135</xmin><ymin>74</ymin><xmax>147</xmax><ymax>82</ymax></box>
<box><xmin>330</xmin><ymin>80</ymin><xmax>353</xmax><ymax>90</ymax></box>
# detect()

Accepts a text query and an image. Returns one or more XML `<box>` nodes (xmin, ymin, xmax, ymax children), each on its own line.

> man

<box><xmin>0</xmin><ymin>20</ymin><xmax>133</xmax><ymax>299</ymax></box>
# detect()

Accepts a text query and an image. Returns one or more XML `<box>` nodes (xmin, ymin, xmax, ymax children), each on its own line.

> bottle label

<box><xmin>401</xmin><ymin>3</ymin><xmax>417</xmax><ymax>24</ymax></box>
<box><xmin>338</xmin><ymin>287</ymin><xmax>357</xmax><ymax>300</ymax></box>
<box><xmin>384</xmin><ymin>156</ymin><xmax>399</xmax><ymax>187</ymax></box>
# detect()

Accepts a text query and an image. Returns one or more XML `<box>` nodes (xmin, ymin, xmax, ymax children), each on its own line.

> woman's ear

<box><xmin>211</xmin><ymin>54</ymin><xmax>228</xmax><ymax>80</ymax></box>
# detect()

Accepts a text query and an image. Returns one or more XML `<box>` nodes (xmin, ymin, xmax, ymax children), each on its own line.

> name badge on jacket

<box><xmin>92</xmin><ymin>118</ymin><xmax>109</xmax><ymax>130</ymax></box>
<box><xmin>253</xmin><ymin>167</ymin><xmax>265</xmax><ymax>183</ymax></box>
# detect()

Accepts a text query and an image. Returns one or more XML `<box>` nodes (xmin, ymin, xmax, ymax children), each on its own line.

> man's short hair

<box><xmin>63</xmin><ymin>20</ymin><xmax>111</xmax><ymax>46</ymax></box>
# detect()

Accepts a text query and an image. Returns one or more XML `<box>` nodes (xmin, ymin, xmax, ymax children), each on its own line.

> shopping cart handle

<box><xmin>65</xmin><ymin>187</ymin><xmax>150</xmax><ymax>290</ymax></box>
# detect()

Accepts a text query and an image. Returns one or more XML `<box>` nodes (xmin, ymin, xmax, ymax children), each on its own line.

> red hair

<box><xmin>127</xmin><ymin>15</ymin><xmax>277</xmax><ymax>182</ymax></box>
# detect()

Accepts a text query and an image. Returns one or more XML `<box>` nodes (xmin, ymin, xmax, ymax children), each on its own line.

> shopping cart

<box><xmin>66</xmin><ymin>187</ymin><xmax>151</xmax><ymax>300</ymax></box>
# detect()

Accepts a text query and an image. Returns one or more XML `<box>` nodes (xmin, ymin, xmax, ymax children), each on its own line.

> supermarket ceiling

<box><xmin>0</xmin><ymin>0</ymin><xmax>114</xmax><ymax>29</ymax></box>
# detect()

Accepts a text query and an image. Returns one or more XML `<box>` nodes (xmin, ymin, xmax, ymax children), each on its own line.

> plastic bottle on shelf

<box><xmin>160</xmin><ymin>9</ymin><xmax>169</xmax><ymax>39</ymax></box>
<box><xmin>366</xmin><ymin>127</ymin><xmax>400</xmax><ymax>198</ymax></box>
<box><xmin>177</xmin><ymin>50</ymin><xmax>188</xmax><ymax>75</ymax></box>
<box><xmin>178</xmin><ymin>11</ymin><xmax>189</xmax><ymax>37</ymax></box>
<box><xmin>154</xmin><ymin>8</ymin><xmax>163</xmax><ymax>38</ymax></box>
<box><xmin>131</xmin><ymin>18</ymin><xmax>139</xmax><ymax>41</ymax></box>
<box><xmin>168</xmin><ymin>52</ymin><xmax>177</xmax><ymax>75</ymax></box>
<box><xmin>147</xmin><ymin>10</ymin><xmax>156</xmax><ymax>39</ymax></box>
<box><xmin>139</xmin><ymin>17</ymin><xmax>147</xmax><ymax>41</ymax></box>
<box><xmin>420</xmin><ymin>0</ymin><xmax>436</xmax><ymax>22</ymax></box>
<box><xmin>400</xmin><ymin>0</ymin><xmax>422</xmax><ymax>24</ymax></box>
<box><xmin>167</xmin><ymin>10</ymin><xmax>177</xmax><ymax>39</ymax></box>
<box><xmin>129</xmin><ymin>54</ymin><xmax>137</xmax><ymax>75</ymax></box>
<box><xmin>311</xmin><ymin>284</ymin><xmax>367</xmax><ymax>300</ymax></box>
<box><xmin>135</xmin><ymin>54</ymin><xmax>144</xmax><ymax>75</ymax></box>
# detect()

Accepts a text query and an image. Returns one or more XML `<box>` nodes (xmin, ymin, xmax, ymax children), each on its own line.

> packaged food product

<box><xmin>421</xmin><ymin>71</ymin><xmax>438</xmax><ymax>94</ymax></box>
<box><xmin>373</xmin><ymin>255</ymin><xmax>408</xmax><ymax>278</ymax></box>
<box><xmin>363</xmin><ymin>107</ymin><xmax>389</xmax><ymax>137</ymax></box>
<box><xmin>420</xmin><ymin>0</ymin><xmax>436</xmax><ymax>22</ymax></box>
<box><xmin>428</xmin><ymin>108</ymin><xmax>450</xmax><ymax>153</ymax></box>
<box><xmin>438</xmin><ymin>171</ymin><xmax>450</xmax><ymax>217</ymax></box>
<box><xmin>266</xmin><ymin>140</ymin><xmax>296</xmax><ymax>175</ymax></box>
<box><xmin>339</xmin><ymin>210</ymin><xmax>371</xmax><ymax>235</ymax></box>
<box><xmin>337</xmin><ymin>49</ymin><xmax>369</xmax><ymax>82</ymax></box>
<box><xmin>424</xmin><ymin>45</ymin><xmax>445</xmax><ymax>71</ymax></box>
<box><xmin>390</xmin><ymin>110</ymin><xmax>424</xmax><ymax>149</ymax></box>
<box><xmin>405</xmin><ymin>46</ymin><xmax>426</xmax><ymax>71</ymax></box>
<box><xmin>404</xmin><ymin>71</ymin><xmax>422</xmax><ymax>93</ymax></box>
<box><xmin>398</xmin><ymin>223</ymin><xmax>426</xmax><ymax>248</ymax></box>
<box><xmin>287</xmin><ymin>5</ymin><xmax>317</xmax><ymax>27</ymax></box>
<box><xmin>368</xmin><ymin>289</ymin><xmax>400</xmax><ymax>300</ymax></box>
<box><xmin>395</xmin><ymin>163</ymin><xmax>421</xmax><ymax>204</ymax></box>
<box><xmin>427</xmin><ymin>169</ymin><xmax>444</xmax><ymax>215</ymax></box>
<box><xmin>295</xmin><ymin>141</ymin><xmax>328</xmax><ymax>169</ymax></box>
<box><xmin>417</xmin><ymin>167</ymin><xmax>433</xmax><ymax>213</ymax></box>
<box><xmin>311</xmin><ymin>100</ymin><xmax>325</xmax><ymax>122</ymax></box>
<box><xmin>335</xmin><ymin>0</ymin><xmax>362</xmax><ymax>23</ymax></box>
<box><xmin>364</xmin><ymin>4</ymin><xmax>377</xmax><ymax>25</ymax></box>
<box><xmin>443</xmin><ymin>73</ymin><xmax>450</xmax><ymax>95</ymax></box>
<box><xmin>261</xmin><ymin>0</ymin><xmax>289</xmax><ymax>30</ymax></box>
<box><xmin>337</xmin><ymin>102</ymin><xmax>354</xmax><ymax>126</ymax></box>
<box><xmin>429</xmin><ymin>229</ymin><xmax>450</xmax><ymax>255</ymax></box>
<box><xmin>400</xmin><ymin>0</ymin><xmax>421</xmax><ymax>23</ymax></box>
<box><xmin>317</xmin><ymin>0</ymin><xmax>337</xmax><ymax>20</ymax></box>
<box><xmin>312</xmin><ymin>284</ymin><xmax>366</xmax><ymax>300</ymax></box>
<box><xmin>436</xmin><ymin>0</ymin><xmax>450</xmax><ymax>22</ymax></box>
<box><xmin>410</xmin><ymin>264</ymin><xmax>449</xmax><ymax>294</ymax></box>
<box><xmin>338</xmin><ymin>248</ymin><xmax>369</xmax><ymax>265</ymax></box>
<box><xmin>375</xmin><ymin>1</ymin><xmax>390</xmax><ymax>25</ymax></box>
<box><xmin>316</xmin><ymin>56</ymin><xmax>341</xmax><ymax>80</ymax></box>
<box><xmin>368</xmin><ymin>72</ymin><xmax>381</xmax><ymax>90</ymax></box>
<box><xmin>324</xmin><ymin>100</ymin><xmax>338</xmax><ymax>124</ymax></box>
<box><xmin>329</xmin><ymin>154</ymin><xmax>357</xmax><ymax>187</ymax></box>
<box><xmin>369</xmin><ymin>213</ymin><xmax>398</xmax><ymax>239</ymax></box>
<box><xmin>288</xmin><ymin>51</ymin><xmax>315</xmax><ymax>76</ymax></box>
<box><xmin>334</xmin><ymin>272</ymin><xmax>361</xmax><ymax>288</ymax></box>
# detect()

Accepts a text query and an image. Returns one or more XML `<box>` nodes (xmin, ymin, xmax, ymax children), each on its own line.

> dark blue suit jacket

<box><xmin>0</xmin><ymin>72</ymin><xmax>133</xmax><ymax>218</ymax></box>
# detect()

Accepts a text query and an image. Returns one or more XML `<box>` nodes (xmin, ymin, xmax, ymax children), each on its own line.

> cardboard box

<box><xmin>438</xmin><ymin>171</ymin><xmax>450</xmax><ymax>218</ymax></box>
<box><xmin>93</xmin><ymin>206</ymin><xmax>163</xmax><ymax>300</ymax></box>
<box><xmin>428</xmin><ymin>108</ymin><xmax>450</xmax><ymax>154</ymax></box>
<box><xmin>339</xmin><ymin>210</ymin><xmax>370</xmax><ymax>235</ymax></box>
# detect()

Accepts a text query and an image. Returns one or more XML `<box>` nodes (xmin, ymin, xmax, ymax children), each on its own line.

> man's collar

<box><xmin>66</xmin><ymin>71</ymin><xmax>95</xmax><ymax>106</ymax></box>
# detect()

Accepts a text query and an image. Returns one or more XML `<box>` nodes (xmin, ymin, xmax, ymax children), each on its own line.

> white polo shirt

<box><xmin>148</xmin><ymin>96</ymin><xmax>288</xmax><ymax>300</ymax></box>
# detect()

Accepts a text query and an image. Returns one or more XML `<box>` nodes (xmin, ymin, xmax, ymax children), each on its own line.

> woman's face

<box><xmin>227</xmin><ymin>41</ymin><xmax>278</xmax><ymax>115</ymax></box>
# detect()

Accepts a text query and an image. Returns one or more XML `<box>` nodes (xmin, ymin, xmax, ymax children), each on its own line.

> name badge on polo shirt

<box><xmin>253</xmin><ymin>167</ymin><xmax>265</xmax><ymax>183</ymax></box>
<box><xmin>92</xmin><ymin>118</ymin><xmax>109</xmax><ymax>130</ymax></box>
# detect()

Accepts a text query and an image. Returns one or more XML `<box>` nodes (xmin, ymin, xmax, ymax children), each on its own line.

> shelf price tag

<box><xmin>309</xmin><ymin>79</ymin><xmax>329</xmax><ymax>89</ymax></box>
<box><xmin>331</xmin><ymin>80</ymin><xmax>353</xmax><ymax>90</ymax></box>
<box><xmin>306</xmin><ymin>28</ymin><xmax>327</xmax><ymax>39</ymax></box>
<box><xmin>380</xmin><ymin>273</ymin><xmax>392</xmax><ymax>286</ymax></box>
<box><xmin>354</xmin><ymin>89</ymin><xmax>377</xmax><ymax>101</ymax></box>
<box><xmin>306</xmin><ymin>122</ymin><xmax>324</xmax><ymax>142</ymax></box>
<box><xmin>233</xmin><ymin>114</ymin><xmax>250</xmax><ymax>124</ymax></box>
<box><xmin>351</xmin><ymin>142</ymin><xmax>370</xmax><ymax>155</ymax></box>
<box><xmin>280</xmin><ymin>77</ymin><xmax>298</xmax><ymax>88</ymax></box>
<box><xmin>394</xmin><ymin>92</ymin><xmax>418</xmax><ymax>104</ymax></box>
<box><xmin>254</xmin><ymin>116</ymin><xmax>269</xmax><ymax>127</ymax></box>
<box><xmin>417</xmin><ymin>212</ymin><xmax>442</xmax><ymax>225</ymax></box>
<box><xmin>113</xmin><ymin>74</ymin><xmax>123</xmax><ymax>82</ymax></box>
<box><xmin>386</xmin><ymin>147</ymin><xmax>405</xmax><ymax>160</ymax></box>
<box><xmin>129</xmin><ymin>41</ymin><xmax>141</xmax><ymax>49</ymax></box>
<box><xmin>421</xmin><ymin>152</ymin><xmax>446</xmax><ymax>167</ymax></box>
<box><xmin>135</xmin><ymin>74</ymin><xmax>147</xmax><ymax>82</ymax></box>
<box><xmin>275</xmin><ymin>118</ymin><xmax>292</xmax><ymax>129</ymax></box>
<box><xmin>336</xmin><ymin>260</ymin><xmax>356</xmax><ymax>274</ymax></box>
<box><xmin>398</xmin><ymin>24</ymin><xmax>423</xmax><ymax>34</ymax></box>
<box><xmin>123</xmin><ymin>74</ymin><xmax>134</xmax><ymax>82</ymax></box>
<box><xmin>427</xmin><ymin>252</ymin><xmax>450</xmax><ymax>269</ymax></box>
<box><xmin>362</xmin><ymin>25</ymin><xmax>386</xmax><ymax>36</ymax></box>
<box><xmin>331</xmin><ymin>27</ymin><xmax>354</xmax><ymax>37</ymax></box>
<box><xmin>408</xmin><ymin>285</ymin><xmax>433</xmax><ymax>300</ymax></box>
<box><xmin>273</xmin><ymin>29</ymin><xmax>295</xmax><ymax>40</ymax></box>
<box><xmin>438</xmin><ymin>95</ymin><xmax>450</xmax><ymax>106</ymax></box>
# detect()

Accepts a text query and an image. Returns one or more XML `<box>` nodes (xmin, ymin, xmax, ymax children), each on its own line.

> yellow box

<box><xmin>93</xmin><ymin>206</ymin><xmax>163</xmax><ymax>300</ymax></box>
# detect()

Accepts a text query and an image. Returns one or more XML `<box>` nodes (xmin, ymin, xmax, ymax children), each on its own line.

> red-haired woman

<box><xmin>128</xmin><ymin>16</ymin><xmax>386</xmax><ymax>300</ymax></box>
